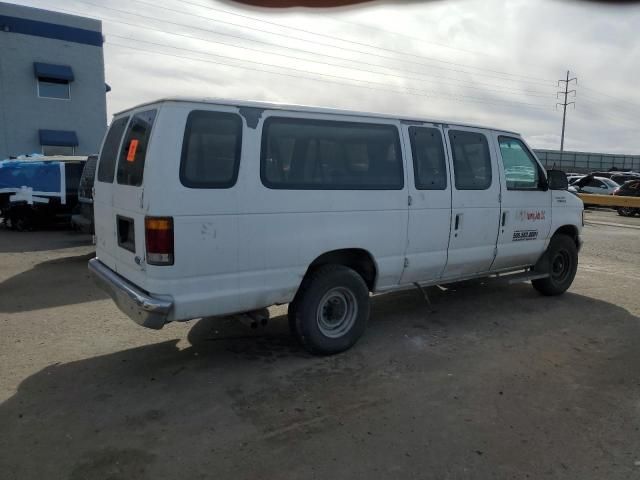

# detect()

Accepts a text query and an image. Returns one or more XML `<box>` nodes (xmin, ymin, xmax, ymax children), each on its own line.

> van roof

<box><xmin>114</xmin><ymin>97</ymin><xmax>521</xmax><ymax>136</ymax></box>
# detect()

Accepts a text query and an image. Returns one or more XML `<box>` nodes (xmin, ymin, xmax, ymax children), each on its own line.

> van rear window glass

<box><xmin>448</xmin><ymin>130</ymin><xmax>492</xmax><ymax>190</ymax></box>
<box><xmin>180</xmin><ymin>111</ymin><xmax>243</xmax><ymax>188</ymax></box>
<box><xmin>97</xmin><ymin>116</ymin><xmax>129</xmax><ymax>183</ymax></box>
<box><xmin>261</xmin><ymin>117</ymin><xmax>403</xmax><ymax>190</ymax></box>
<box><xmin>409</xmin><ymin>127</ymin><xmax>447</xmax><ymax>190</ymax></box>
<box><xmin>116</xmin><ymin>109</ymin><xmax>157</xmax><ymax>186</ymax></box>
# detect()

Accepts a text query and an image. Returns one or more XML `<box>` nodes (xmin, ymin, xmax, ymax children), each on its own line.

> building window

<box><xmin>39</xmin><ymin>129</ymin><xmax>78</xmax><ymax>156</ymax></box>
<box><xmin>37</xmin><ymin>78</ymin><xmax>70</xmax><ymax>99</ymax></box>
<box><xmin>42</xmin><ymin>145</ymin><xmax>75</xmax><ymax>156</ymax></box>
<box><xmin>34</xmin><ymin>63</ymin><xmax>74</xmax><ymax>100</ymax></box>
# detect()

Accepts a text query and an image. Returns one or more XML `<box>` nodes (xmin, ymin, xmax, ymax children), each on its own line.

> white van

<box><xmin>89</xmin><ymin>98</ymin><xmax>583</xmax><ymax>354</ymax></box>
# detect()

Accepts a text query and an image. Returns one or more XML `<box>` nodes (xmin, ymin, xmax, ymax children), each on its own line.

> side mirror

<box><xmin>547</xmin><ymin>170</ymin><xmax>568</xmax><ymax>190</ymax></box>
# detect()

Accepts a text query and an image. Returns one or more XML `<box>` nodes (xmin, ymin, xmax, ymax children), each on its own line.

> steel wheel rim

<box><xmin>551</xmin><ymin>249</ymin><xmax>571</xmax><ymax>283</ymax></box>
<box><xmin>316</xmin><ymin>287</ymin><xmax>358</xmax><ymax>338</ymax></box>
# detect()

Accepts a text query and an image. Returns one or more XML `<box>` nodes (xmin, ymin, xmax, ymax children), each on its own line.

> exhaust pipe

<box><xmin>235</xmin><ymin>308</ymin><xmax>269</xmax><ymax>329</ymax></box>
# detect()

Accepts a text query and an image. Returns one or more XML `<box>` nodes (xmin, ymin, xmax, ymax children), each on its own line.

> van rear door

<box><xmin>111</xmin><ymin>109</ymin><xmax>158</xmax><ymax>281</ymax></box>
<box><xmin>94</xmin><ymin>115</ymin><xmax>130</xmax><ymax>272</ymax></box>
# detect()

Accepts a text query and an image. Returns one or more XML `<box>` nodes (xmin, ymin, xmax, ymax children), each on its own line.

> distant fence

<box><xmin>533</xmin><ymin>149</ymin><xmax>640</xmax><ymax>173</ymax></box>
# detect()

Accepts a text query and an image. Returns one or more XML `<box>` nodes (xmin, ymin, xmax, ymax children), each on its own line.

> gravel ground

<box><xmin>0</xmin><ymin>211</ymin><xmax>639</xmax><ymax>480</ymax></box>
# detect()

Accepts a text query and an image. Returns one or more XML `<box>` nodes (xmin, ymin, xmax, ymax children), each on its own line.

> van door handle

<box><xmin>501</xmin><ymin>211</ymin><xmax>507</xmax><ymax>226</ymax></box>
<box><xmin>454</xmin><ymin>214</ymin><xmax>460</xmax><ymax>230</ymax></box>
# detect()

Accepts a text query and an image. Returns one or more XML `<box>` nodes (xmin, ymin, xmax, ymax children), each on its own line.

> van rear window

<box><xmin>97</xmin><ymin>116</ymin><xmax>129</xmax><ymax>183</ymax></box>
<box><xmin>180</xmin><ymin>111</ymin><xmax>243</xmax><ymax>188</ymax></box>
<box><xmin>261</xmin><ymin>117</ymin><xmax>403</xmax><ymax>190</ymax></box>
<box><xmin>116</xmin><ymin>109</ymin><xmax>157</xmax><ymax>186</ymax></box>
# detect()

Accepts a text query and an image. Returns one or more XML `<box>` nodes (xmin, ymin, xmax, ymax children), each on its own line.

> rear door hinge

<box><xmin>493</xmin><ymin>246</ymin><xmax>498</xmax><ymax>257</ymax></box>
<box><xmin>408</xmin><ymin>195</ymin><xmax>413</xmax><ymax>206</ymax></box>
<box><xmin>404</xmin><ymin>258</ymin><xmax>409</xmax><ymax>268</ymax></box>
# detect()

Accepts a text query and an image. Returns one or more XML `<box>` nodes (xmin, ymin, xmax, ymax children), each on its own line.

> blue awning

<box><xmin>39</xmin><ymin>129</ymin><xmax>78</xmax><ymax>147</ymax></box>
<box><xmin>33</xmin><ymin>62</ymin><xmax>74</xmax><ymax>82</ymax></box>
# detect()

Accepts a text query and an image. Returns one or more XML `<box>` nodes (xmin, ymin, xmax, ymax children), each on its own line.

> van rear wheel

<box><xmin>532</xmin><ymin>234</ymin><xmax>578</xmax><ymax>296</ymax></box>
<box><xmin>290</xmin><ymin>265</ymin><xmax>369</xmax><ymax>355</ymax></box>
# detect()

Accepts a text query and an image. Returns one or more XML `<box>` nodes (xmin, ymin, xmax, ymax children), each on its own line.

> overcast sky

<box><xmin>15</xmin><ymin>0</ymin><xmax>640</xmax><ymax>153</ymax></box>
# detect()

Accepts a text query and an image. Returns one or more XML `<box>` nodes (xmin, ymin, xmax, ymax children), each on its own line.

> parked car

<box><xmin>613</xmin><ymin>179</ymin><xmax>640</xmax><ymax>217</ymax></box>
<box><xmin>573</xmin><ymin>175</ymin><xmax>620</xmax><ymax>195</ymax></box>
<box><xmin>0</xmin><ymin>157</ymin><xmax>86</xmax><ymax>230</ymax></box>
<box><xmin>71</xmin><ymin>155</ymin><xmax>98</xmax><ymax>233</ymax></box>
<box><xmin>568</xmin><ymin>175</ymin><xmax>584</xmax><ymax>185</ymax></box>
<box><xmin>610</xmin><ymin>172</ymin><xmax>640</xmax><ymax>185</ymax></box>
<box><xmin>89</xmin><ymin>98</ymin><xmax>583</xmax><ymax>355</ymax></box>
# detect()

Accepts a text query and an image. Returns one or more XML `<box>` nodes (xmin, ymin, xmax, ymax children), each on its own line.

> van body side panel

<box><xmin>140</xmin><ymin>104</ymin><xmax>408</xmax><ymax>321</ymax></box>
<box><xmin>235</xmin><ymin>112</ymin><xmax>408</xmax><ymax>307</ymax></box>
<box><xmin>140</xmin><ymin>103</ymin><xmax>242</xmax><ymax>319</ymax></box>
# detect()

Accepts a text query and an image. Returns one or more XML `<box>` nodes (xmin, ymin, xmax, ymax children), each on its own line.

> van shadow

<box><xmin>0</xmin><ymin>252</ymin><xmax>106</xmax><ymax>313</ymax></box>
<box><xmin>1</xmin><ymin>285</ymin><xmax>639</xmax><ymax>479</ymax></box>
<box><xmin>0</xmin><ymin>226</ymin><xmax>93</xmax><ymax>253</ymax></box>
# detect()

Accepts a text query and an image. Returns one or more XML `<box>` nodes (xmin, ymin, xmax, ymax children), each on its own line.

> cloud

<box><xmin>14</xmin><ymin>0</ymin><xmax>640</xmax><ymax>154</ymax></box>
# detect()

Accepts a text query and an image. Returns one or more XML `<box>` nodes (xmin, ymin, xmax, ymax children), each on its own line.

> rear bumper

<box><xmin>88</xmin><ymin>258</ymin><xmax>172</xmax><ymax>329</ymax></box>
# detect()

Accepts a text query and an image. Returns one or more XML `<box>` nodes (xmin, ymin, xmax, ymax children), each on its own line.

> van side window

<box><xmin>261</xmin><ymin>117</ymin><xmax>403</xmax><ymax>190</ymax></box>
<box><xmin>448</xmin><ymin>130</ymin><xmax>492</xmax><ymax>190</ymax></box>
<box><xmin>97</xmin><ymin>116</ymin><xmax>129</xmax><ymax>183</ymax></box>
<box><xmin>498</xmin><ymin>136</ymin><xmax>541</xmax><ymax>190</ymax></box>
<box><xmin>180</xmin><ymin>111</ymin><xmax>243</xmax><ymax>188</ymax></box>
<box><xmin>116</xmin><ymin>109</ymin><xmax>157</xmax><ymax>187</ymax></box>
<box><xmin>409</xmin><ymin>127</ymin><xmax>447</xmax><ymax>190</ymax></box>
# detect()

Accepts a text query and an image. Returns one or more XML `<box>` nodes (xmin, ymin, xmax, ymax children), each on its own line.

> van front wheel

<box><xmin>291</xmin><ymin>265</ymin><xmax>370</xmax><ymax>355</ymax></box>
<box><xmin>532</xmin><ymin>234</ymin><xmax>578</xmax><ymax>296</ymax></box>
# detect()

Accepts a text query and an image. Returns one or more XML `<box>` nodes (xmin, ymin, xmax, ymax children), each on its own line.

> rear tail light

<box><xmin>145</xmin><ymin>216</ymin><xmax>174</xmax><ymax>265</ymax></box>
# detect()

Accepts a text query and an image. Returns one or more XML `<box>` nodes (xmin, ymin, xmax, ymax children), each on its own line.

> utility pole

<box><xmin>557</xmin><ymin>70</ymin><xmax>577</xmax><ymax>154</ymax></box>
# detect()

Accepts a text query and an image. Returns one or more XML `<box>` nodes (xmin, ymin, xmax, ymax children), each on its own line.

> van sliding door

<box><xmin>399</xmin><ymin>123</ymin><xmax>452</xmax><ymax>284</ymax></box>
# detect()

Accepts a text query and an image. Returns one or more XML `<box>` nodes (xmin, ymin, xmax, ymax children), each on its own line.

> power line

<box><xmin>105</xmin><ymin>40</ymin><xmax>554</xmax><ymax>111</ymax></box>
<box><xmin>57</xmin><ymin>3</ymin><xmax>553</xmax><ymax>100</ymax></box>
<box><xmin>107</xmin><ymin>34</ymin><xmax>553</xmax><ymax>108</ymax></box>
<box><xmin>579</xmin><ymin>88</ymin><xmax>640</xmax><ymax>117</ymax></box>
<box><xmin>80</xmin><ymin>0</ymin><xmax>554</xmax><ymax>88</ymax></box>
<box><xmin>321</xmin><ymin>14</ymin><xmax>499</xmax><ymax>59</ymax></box>
<box><xmin>168</xmin><ymin>0</ymin><xmax>555</xmax><ymax>84</ymax></box>
<box><xmin>578</xmin><ymin>98</ymin><xmax>639</xmax><ymax>129</ymax></box>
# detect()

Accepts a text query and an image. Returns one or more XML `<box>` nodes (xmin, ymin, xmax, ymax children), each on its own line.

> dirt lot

<box><xmin>1</xmin><ymin>210</ymin><xmax>639</xmax><ymax>480</ymax></box>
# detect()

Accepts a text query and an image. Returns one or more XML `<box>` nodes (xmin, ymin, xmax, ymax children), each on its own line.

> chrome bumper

<box><xmin>88</xmin><ymin>258</ymin><xmax>172</xmax><ymax>329</ymax></box>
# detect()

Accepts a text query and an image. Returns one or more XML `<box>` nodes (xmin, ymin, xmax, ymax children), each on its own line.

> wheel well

<box><xmin>305</xmin><ymin>249</ymin><xmax>377</xmax><ymax>292</ymax></box>
<box><xmin>553</xmin><ymin>225</ymin><xmax>580</xmax><ymax>248</ymax></box>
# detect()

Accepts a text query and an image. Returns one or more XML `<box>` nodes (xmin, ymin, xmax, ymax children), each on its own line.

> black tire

<box><xmin>617</xmin><ymin>207</ymin><xmax>634</xmax><ymax>217</ymax></box>
<box><xmin>290</xmin><ymin>264</ymin><xmax>370</xmax><ymax>355</ymax></box>
<box><xmin>532</xmin><ymin>234</ymin><xmax>578</xmax><ymax>296</ymax></box>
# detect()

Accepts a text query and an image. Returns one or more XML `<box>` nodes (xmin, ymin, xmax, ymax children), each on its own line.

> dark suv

<box><xmin>71</xmin><ymin>155</ymin><xmax>98</xmax><ymax>232</ymax></box>
<box><xmin>613</xmin><ymin>179</ymin><xmax>640</xmax><ymax>217</ymax></box>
